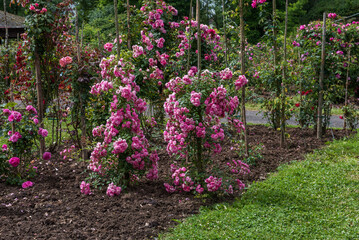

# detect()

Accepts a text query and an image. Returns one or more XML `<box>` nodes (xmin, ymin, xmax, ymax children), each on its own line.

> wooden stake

<box><xmin>127</xmin><ymin>0</ymin><xmax>131</xmax><ymax>50</ymax></box>
<box><xmin>344</xmin><ymin>47</ymin><xmax>351</xmax><ymax>130</ymax></box>
<box><xmin>196</xmin><ymin>0</ymin><xmax>201</xmax><ymax>74</ymax></box>
<box><xmin>222</xmin><ymin>0</ymin><xmax>227</xmax><ymax>67</ymax></box>
<box><xmin>317</xmin><ymin>12</ymin><xmax>326</xmax><ymax>139</ymax></box>
<box><xmin>4</xmin><ymin>0</ymin><xmax>8</xmax><ymax>48</ymax></box>
<box><xmin>80</xmin><ymin>22</ymin><xmax>84</xmax><ymax>48</ymax></box>
<box><xmin>239</xmin><ymin>0</ymin><xmax>248</xmax><ymax>156</ymax></box>
<box><xmin>35</xmin><ymin>50</ymin><xmax>45</xmax><ymax>156</ymax></box>
<box><xmin>98</xmin><ymin>31</ymin><xmax>101</xmax><ymax>50</ymax></box>
<box><xmin>114</xmin><ymin>0</ymin><xmax>120</xmax><ymax>59</ymax></box>
<box><xmin>186</xmin><ymin>0</ymin><xmax>193</xmax><ymax>72</ymax></box>
<box><xmin>280</xmin><ymin>0</ymin><xmax>288</xmax><ymax>148</ymax></box>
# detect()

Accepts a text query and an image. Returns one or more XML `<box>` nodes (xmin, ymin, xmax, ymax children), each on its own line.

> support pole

<box><xmin>317</xmin><ymin>12</ymin><xmax>326</xmax><ymax>139</ymax></box>
<box><xmin>280</xmin><ymin>0</ymin><xmax>288</xmax><ymax>148</ymax></box>
<box><xmin>239</xmin><ymin>0</ymin><xmax>248</xmax><ymax>156</ymax></box>
<box><xmin>114</xmin><ymin>0</ymin><xmax>121</xmax><ymax>59</ymax></box>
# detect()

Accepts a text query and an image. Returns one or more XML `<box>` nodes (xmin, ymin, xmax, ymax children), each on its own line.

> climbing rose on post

<box><xmin>163</xmin><ymin>69</ymin><xmax>250</xmax><ymax>194</ymax></box>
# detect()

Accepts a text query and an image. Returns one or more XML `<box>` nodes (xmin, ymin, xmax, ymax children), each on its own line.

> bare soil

<box><xmin>0</xmin><ymin>125</ymin><xmax>350</xmax><ymax>240</ymax></box>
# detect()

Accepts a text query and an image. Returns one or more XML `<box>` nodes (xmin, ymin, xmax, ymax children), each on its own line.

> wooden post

<box><xmin>186</xmin><ymin>0</ymin><xmax>193</xmax><ymax>72</ymax></box>
<box><xmin>114</xmin><ymin>0</ymin><xmax>120</xmax><ymax>59</ymax></box>
<box><xmin>127</xmin><ymin>0</ymin><xmax>131</xmax><ymax>50</ymax></box>
<box><xmin>98</xmin><ymin>31</ymin><xmax>101</xmax><ymax>50</ymax></box>
<box><xmin>280</xmin><ymin>0</ymin><xmax>288</xmax><ymax>148</ymax></box>
<box><xmin>344</xmin><ymin>47</ymin><xmax>351</xmax><ymax>130</ymax></box>
<box><xmin>317</xmin><ymin>12</ymin><xmax>326</xmax><ymax>139</ymax></box>
<box><xmin>298</xmin><ymin>50</ymin><xmax>303</xmax><ymax>128</ymax></box>
<box><xmin>3</xmin><ymin>0</ymin><xmax>9</xmax><ymax>102</ymax></box>
<box><xmin>35</xmin><ymin>50</ymin><xmax>45</xmax><ymax>156</ymax></box>
<box><xmin>239</xmin><ymin>0</ymin><xmax>248</xmax><ymax>156</ymax></box>
<box><xmin>76</xmin><ymin>8</ymin><xmax>87</xmax><ymax>160</ymax></box>
<box><xmin>272</xmin><ymin>0</ymin><xmax>280</xmax><ymax>129</ymax></box>
<box><xmin>75</xmin><ymin>8</ymin><xmax>81</xmax><ymax>63</ymax></box>
<box><xmin>196</xmin><ymin>0</ymin><xmax>201</xmax><ymax>75</ymax></box>
<box><xmin>4</xmin><ymin>0</ymin><xmax>8</xmax><ymax>48</ymax></box>
<box><xmin>222</xmin><ymin>0</ymin><xmax>227</xmax><ymax>67</ymax></box>
<box><xmin>80</xmin><ymin>22</ymin><xmax>84</xmax><ymax>48</ymax></box>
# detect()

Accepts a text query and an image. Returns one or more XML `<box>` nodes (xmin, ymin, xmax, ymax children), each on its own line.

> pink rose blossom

<box><xmin>22</xmin><ymin>181</ymin><xmax>34</xmax><ymax>189</ymax></box>
<box><xmin>2</xmin><ymin>144</ymin><xmax>8</xmax><ymax>151</ymax></box>
<box><xmin>106</xmin><ymin>183</ymin><xmax>122</xmax><ymax>197</ymax></box>
<box><xmin>104</xmin><ymin>43</ymin><xmax>114</xmax><ymax>52</ymax></box>
<box><xmin>43</xmin><ymin>152</ymin><xmax>51</xmax><ymax>160</ymax></box>
<box><xmin>80</xmin><ymin>181</ymin><xmax>91</xmax><ymax>195</ymax></box>
<box><xmin>9</xmin><ymin>157</ymin><xmax>20</xmax><ymax>167</ymax></box>
<box><xmin>38</xmin><ymin>128</ymin><xmax>48</xmax><ymax>137</ymax></box>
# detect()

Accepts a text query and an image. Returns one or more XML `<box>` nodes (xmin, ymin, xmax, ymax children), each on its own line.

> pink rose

<box><xmin>9</xmin><ymin>157</ymin><xmax>20</xmax><ymax>167</ymax></box>
<box><xmin>22</xmin><ymin>181</ymin><xmax>34</xmax><ymax>189</ymax></box>
<box><xmin>42</xmin><ymin>152</ymin><xmax>51</xmax><ymax>160</ymax></box>
<box><xmin>2</xmin><ymin>144</ymin><xmax>8</xmax><ymax>151</ymax></box>
<box><xmin>104</xmin><ymin>43</ymin><xmax>113</xmax><ymax>52</ymax></box>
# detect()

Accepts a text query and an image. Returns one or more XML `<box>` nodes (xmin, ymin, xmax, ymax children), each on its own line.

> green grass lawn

<box><xmin>161</xmin><ymin>132</ymin><xmax>359</xmax><ymax>239</ymax></box>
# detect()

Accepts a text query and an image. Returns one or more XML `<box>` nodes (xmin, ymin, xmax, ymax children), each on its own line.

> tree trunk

<box><xmin>317</xmin><ymin>12</ymin><xmax>326</xmax><ymax>139</ymax></box>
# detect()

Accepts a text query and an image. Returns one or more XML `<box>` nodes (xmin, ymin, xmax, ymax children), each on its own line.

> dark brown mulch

<box><xmin>0</xmin><ymin>125</ymin><xmax>349</xmax><ymax>240</ymax></box>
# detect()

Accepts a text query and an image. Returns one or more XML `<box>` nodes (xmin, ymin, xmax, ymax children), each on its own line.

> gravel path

<box><xmin>246</xmin><ymin>110</ymin><xmax>348</xmax><ymax>129</ymax></box>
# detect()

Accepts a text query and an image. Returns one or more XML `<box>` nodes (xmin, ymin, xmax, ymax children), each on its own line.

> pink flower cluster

<box><xmin>106</xmin><ymin>183</ymin><xmax>122</xmax><ymax>197</ymax></box>
<box><xmin>2</xmin><ymin>144</ymin><xmax>7</xmax><ymax>152</ymax></box>
<box><xmin>104</xmin><ymin>42</ymin><xmax>114</xmax><ymax>52</ymax></box>
<box><xmin>132</xmin><ymin>45</ymin><xmax>144</xmax><ymax>58</ymax></box>
<box><xmin>190</xmin><ymin>91</ymin><xmax>202</xmax><ymax>107</ymax></box>
<box><xmin>164</xmin><ymin>165</ymin><xmax>195</xmax><ymax>193</ymax></box>
<box><xmin>9</xmin><ymin>132</ymin><xmax>22</xmax><ymax>143</ymax></box>
<box><xmin>59</xmin><ymin>56</ymin><xmax>73</xmax><ymax>67</ymax></box>
<box><xmin>60</xmin><ymin>145</ymin><xmax>76</xmax><ymax>160</ymax></box>
<box><xmin>38</xmin><ymin>128</ymin><xmax>48</xmax><ymax>138</ymax></box>
<box><xmin>7</xmin><ymin>110</ymin><xmax>22</xmax><ymax>122</ymax></box>
<box><xmin>90</xmin><ymin>80</ymin><xmax>113</xmax><ymax>95</ymax></box>
<box><xmin>112</xmin><ymin>138</ymin><xmax>128</xmax><ymax>154</ymax></box>
<box><xmin>22</xmin><ymin>181</ymin><xmax>33</xmax><ymax>189</ymax></box>
<box><xmin>226</xmin><ymin>160</ymin><xmax>250</xmax><ymax>175</ymax></box>
<box><xmin>42</xmin><ymin>152</ymin><xmax>51</xmax><ymax>160</ymax></box>
<box><xmin>80</xmin><ymin>181</ymin><xmax>91</xmax><ymax>195</ymax></box>
<box><xmin>235</xmin><ymin>75</ymin><xmax>248</xmax><ymax>90</ymax></box>
<box><xmin>328</xmin><ymin>13</ymin><xmax>337</xmax><ymax>19</ymax></box>
<box><xmin>251</xmin><ymin>0</ymin><xmax>267</xmax><ymax>8</ymax></box>
<box><xmin>26</xmin><ymin>105</ymin><xmax>37</xmax><ymax>115</ymax></box>
<box><xmin>292</xmin><ymin>41</ymin><xmax>300</xmax><ymax>47</ymax></box>
<box><xmin>9</xmin><ymin>157</ymin><xmax>20</xmax><ymax>167</ymax></box>
<box><xmin>29</xmin><ymin>4</ymin><xmax>47</xmax><ymax>14</ymax></box>
<box><xmin>219</xmin><ymin>68</ymin><xmax>233</xmax><ymax>80</ymax></box>
<box><xmin>205</xmin><ymin>176</ymin><xmax>222</xmax><ymax>192</ymax></box>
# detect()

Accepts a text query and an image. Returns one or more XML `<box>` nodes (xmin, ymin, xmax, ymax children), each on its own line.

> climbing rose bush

<box><xmin>0</xmin><ymin>104</ymin><xmax>48</xmax><ymax>185</ymax></box>
<box><xmin>163</xmin><ymin>69</ymin><xmax>250</xmax><ymax>194</ymax></box>
<box><xmin>82</xmin><ymin>55</ymin><xmax>159</xmax><ymax>195</ymax></box>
